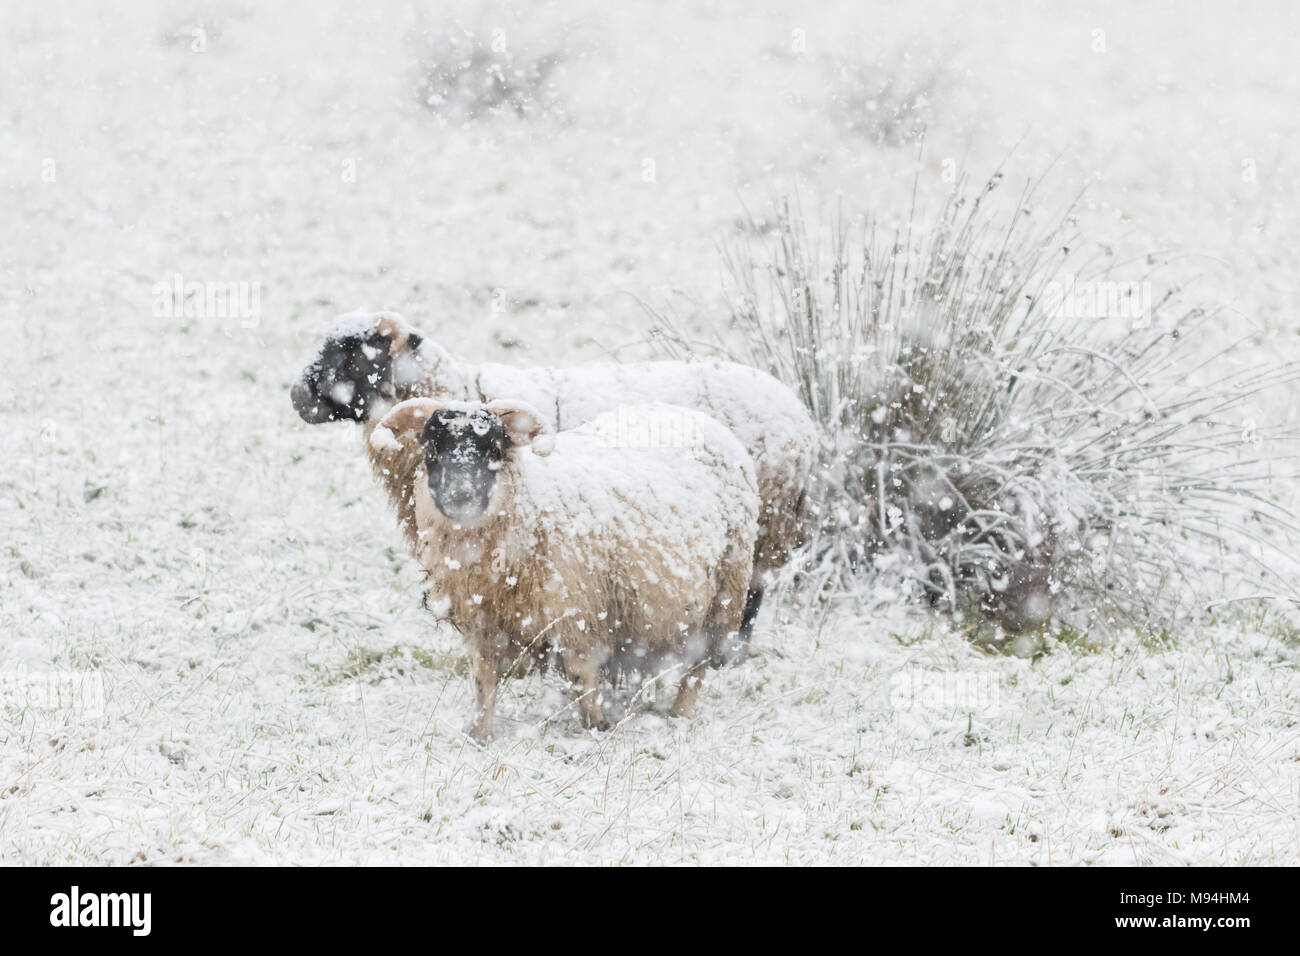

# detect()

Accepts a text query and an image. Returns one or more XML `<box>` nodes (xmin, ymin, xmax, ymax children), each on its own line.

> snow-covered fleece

<box><xmin>374</xmin><ymin>398</ymin><xmax>759</xmax><ymax>739</ymax></box>
<box><xmin>295</xmin><ymin>310</ymin><xmax>816</xmax><ymax>587</ymax></box>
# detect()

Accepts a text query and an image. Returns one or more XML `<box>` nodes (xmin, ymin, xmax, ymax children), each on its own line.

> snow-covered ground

<box><xmin>2</xmin><ymin>0</ymin><xmax>1298</xmax><ymax>864</ymax></box>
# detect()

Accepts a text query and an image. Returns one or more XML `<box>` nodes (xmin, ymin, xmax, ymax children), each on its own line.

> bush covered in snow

<box><xmin>661</xmin><ymin>172</ymin><xmax>1300</xmax><ymax>637</ymax></box>
<box><xmin>414</xmin><ymin>26</ymin><xmax>568</xmax><ymax>123</ymax></box>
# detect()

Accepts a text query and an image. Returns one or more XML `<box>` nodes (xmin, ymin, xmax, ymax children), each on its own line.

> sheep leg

<box><xmin>468</xmin><ymin>642</ymin><xmax>498</xmax><ymax>742</ymax></box>
<box><xmin>561</xmin><ymin>653</ymin><xmax>608</xmax><ymax>732</ymax></box>
<box><xmin>738</xmin><ymin>586</ymin><xmax>764</xmax><ymax>642</ymax></box>
<box><xmin>709</xmin><ymin>585</ymin><xmax>762</xmax><ymax>669</ymax></box>
<box><xmin>669</xmin><ymin>657</ymin><xmax>708</xmax><ymax>720</ymax></box>
<box><xmin>712</xmin><ymin>587</ymin><xmax>759</xmax><ymax>671</ymax></box>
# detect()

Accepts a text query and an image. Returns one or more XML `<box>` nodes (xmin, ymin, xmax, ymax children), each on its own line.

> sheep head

<box><xmin>290</xmin><ymin>310</ymin><xmax>440</xmax><ymax>424</ymax></box>
<box><xmin>374</xmin><ymin>398</ymin><xmax>553</xmax><ymax>523</ymax></box>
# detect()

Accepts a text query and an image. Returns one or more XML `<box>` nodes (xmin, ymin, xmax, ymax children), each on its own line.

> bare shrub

<box><xmin>658</xmin><ymin>173</ymin><xmax>1300</xmax><ymax>636</ymax></box>
<box><xmin>825</xmin><ymin>54</ymin><xmax>947</xmax><ymax>146</ymax></box>
<box><xmin>414</xmin><ymin>28</ymin><xmax>565</xmax><ymax>122</ymax></box>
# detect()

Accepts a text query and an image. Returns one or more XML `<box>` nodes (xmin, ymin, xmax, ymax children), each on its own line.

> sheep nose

<box><xmin>431</xmin><ymin>466</ymin><xmax>492</xmax><ymax>521</ymax></box>
<box><xmin>291</xmin><ymin>380</ymin><xmax>331</xmax><ymax>423</ymax></box>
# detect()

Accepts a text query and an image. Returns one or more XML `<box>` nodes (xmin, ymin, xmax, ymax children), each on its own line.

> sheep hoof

<box><xmin>709</xmin><ymin>639</ymin><xmax>749</xmax><ymax>669</ymax></box>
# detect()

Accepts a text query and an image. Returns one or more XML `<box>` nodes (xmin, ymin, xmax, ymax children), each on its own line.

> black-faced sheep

<box><xmin>290</xmin><ymin>310</ymin><xmax>815</xmax><ymax>649</ymax></box>
<box><xmin>372</xmin><ymin>398</ymin><xmax>759</xmax><ymax>740</ymax></box>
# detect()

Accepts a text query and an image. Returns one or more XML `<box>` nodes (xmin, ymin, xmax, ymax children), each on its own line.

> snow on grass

<box><xmin>4</xmin><ymin>595</ymin><xmax>1299</xmax><ymax>864</ymax></box>
<box><xmin>2</xmin><ymin>0</ymin><xmax>1299</xmax><ymax>864</ymax></box>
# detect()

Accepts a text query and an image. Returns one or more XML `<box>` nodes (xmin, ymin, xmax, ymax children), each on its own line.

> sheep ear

<box><xmin>373</xmin><ymin>311</ymin><xmax>424</xmax><ymax>357</ymax></box>
<box><xmin>485</xmin><ymin>399</ymin><xmax>554</xmax><ymax>456</ymax></box>
<box><xmin>371</xmin><ymin>398</ymin><xmax>446</xmax><ymax>452</ymax></box>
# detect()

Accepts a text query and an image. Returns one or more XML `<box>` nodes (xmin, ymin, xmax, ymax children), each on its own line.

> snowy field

<box><xmin>2</xmin><ymin>0</ymin><xmax>1299</xmax><ymax>864</ymax></box>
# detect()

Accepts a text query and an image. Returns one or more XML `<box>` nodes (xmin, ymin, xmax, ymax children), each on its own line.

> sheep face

<box><xmin>421</xmin><ymin>408</ymin><xmax>510</xmax><ymax>523</ymax></box>
<box><xmin>375</xmin><ymin>398</ymin><xmax>553</xmax><ymax>524</ymax></box>
<box><xmin>290</xmin><ymin>319</ymin><xmax>424</xmax><ymax>424</ymax></box>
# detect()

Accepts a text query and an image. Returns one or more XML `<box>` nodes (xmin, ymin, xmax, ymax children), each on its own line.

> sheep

<box><xmin>290</xmin><ymin>309</ymin><xmax>815</xmax><ymax>652</ymax></box>
<box><xmin>371</xmin><ymin>397</ymin><xmax>759</xmax><ymax>740</ymax></box>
